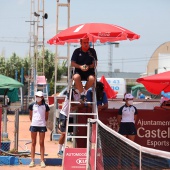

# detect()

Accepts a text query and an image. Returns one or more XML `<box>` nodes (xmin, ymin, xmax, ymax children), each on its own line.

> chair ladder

<box><xmin>62</xmin><ymin>85</ymin><xmax>98</xmax><ymax>170</ymax></box>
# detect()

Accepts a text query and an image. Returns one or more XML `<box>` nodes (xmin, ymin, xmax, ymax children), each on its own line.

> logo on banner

<box><xmin>98</xmin><ymin>32</ymin><xmax>110</xmax><ymax>37</ymax></box>
<box><xmin>64</xmin><ymin>148</ymin><xmax>87</xmax><ymax>169</ymax></box>
<box><xmin>76</xmin><ymin>158</ymin><xmax>87</xmax><ymax>165</ymax></box>
<box><xmin>107</xmin><ymin>116</ymin><xmax>119</xmax><ymax>131</ymax></box>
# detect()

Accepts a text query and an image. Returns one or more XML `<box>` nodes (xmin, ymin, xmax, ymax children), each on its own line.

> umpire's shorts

<box><xmin>74</xmin><ymin>69</ymin><xmax>95</xmax><ymax>81</ymax></box>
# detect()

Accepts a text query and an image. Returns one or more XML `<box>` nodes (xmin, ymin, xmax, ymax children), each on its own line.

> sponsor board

<box><xmin>99</xmin><ymin>109</ymin><xmax>170</xmax><ymax>152</ymax></box>
<box><xmin>63</xmin><ymin>148</ymin><xmax>103</xmax><ymax>170</ymax></box>
<box><xmin>63</xmin><ymin>148</ymin><xmax>87</xmax><ymax>170</ymax></box>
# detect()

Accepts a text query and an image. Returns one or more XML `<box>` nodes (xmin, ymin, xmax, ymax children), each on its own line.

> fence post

<box><xmin>0</xmin><ymin>106</ymin><xmax>2</xmax><ymax>152</ymax></box>
<box><xmin>14</xmin><ymin>108</ymin><xmax>19</xmax><ymax>151</ymax></box>
<box><xmin>2</xmin><ymin>106</ymin><xmax>8</xmax><ymax>138</ymax></box>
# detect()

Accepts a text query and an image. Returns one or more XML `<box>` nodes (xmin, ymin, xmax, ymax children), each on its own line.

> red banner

<box><xmin>48</xmin><ymin>97</ymin><xmax>65</xmax><ymax>109</ymax></box>
<box><xmin>98</xmin><ymin>108</ymin><xmax>170</xmax><ymax>152</ymax></box>
<box><xmin>62</xmin><ymin>107</ymin><xmax>170</xmax><ymax>169</ymax></box>
<box><xmin>73</xmin><ymin>107</ymin><xmax>170</xmax><ymax>153</ymax></box>
<box><xmin>135</xmin><ymin>109</ymin><xmax>170</xmax><ymax>151</ymax></box>
<box><xmin>63</xmin><ymin>148</ymin><xmax>87</xmax><ymax>170</ymax></box>
<box><xmin>63</xmin><ymin>123</ymin><xmax>104</xmax><ymax>170</ymax></box>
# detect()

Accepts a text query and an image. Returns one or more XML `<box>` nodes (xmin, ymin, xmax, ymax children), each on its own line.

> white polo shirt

<box><xmin>118</xmin><ymin>105</ymin><xmax>138</xmax><ymax>123</ymax></box>
<box><xmin>29</xmin><ymin>102</ymin><xmax>50</xmax><ymax>127</ymax></box>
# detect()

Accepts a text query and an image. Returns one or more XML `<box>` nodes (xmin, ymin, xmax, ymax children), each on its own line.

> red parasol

<box><xmin>136</xmin><ymin>71</ymin><xmax>170</xmax><ymax>95</ymax></box>
<box><xmin>47</xmin><ymin>22</ymin><xmax>140</xmax><ymax>45</ymax></box>
<box><xmin>99</xmin><ymin>75</ymin><xmax>117</xmax><ymax>99</ymax></box>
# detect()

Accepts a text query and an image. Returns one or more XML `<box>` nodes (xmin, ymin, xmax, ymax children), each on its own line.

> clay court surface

<box><xmin>1</xmin><ymin>165</ymin><xmax>63</xmax><ymax>170</ymax></box>
<box><xmin>1</xmin><ymin>115</ymin><xmax>64</xmax><ymax>170</ymax></box>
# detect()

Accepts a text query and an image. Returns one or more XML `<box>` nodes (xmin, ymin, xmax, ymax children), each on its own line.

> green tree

<box><xmin>44</xmin><ymin>50</ymin><xmax>55</xmax><ymax>81</ymax></box>
<box><xmin>0</xmin><ymin>50</ymin><xmax>68</xmax><ymax>96</ymax></box>
<box><xmin>22</xmin><ymin>56</ymin><xmax>31</xmax><ymax>76</ymax></box>
<box><xmin>0</xmin><ymin>56</ymin><xmax>6</xmax><ymax>74</ymax></box>
<box><xmin>5</xmin><ymin>53</ymin><xmax>23</xmax><ymax>80</ymax></box>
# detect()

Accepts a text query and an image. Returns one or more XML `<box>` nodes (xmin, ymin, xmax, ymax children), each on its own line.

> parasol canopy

<box><xmin>0</xmin><ymin>74</ymin><xmax>24</xmax><ymax>89</ymax></box>
<box><xmin>136</xmin><ymin>71</ymin><xmax>170</xmax><ymax>95</ymax></box>
<box><xmin>47</xmin><ymin>22</ymin><xmax>140</xmax><ymax>45</ymax></box>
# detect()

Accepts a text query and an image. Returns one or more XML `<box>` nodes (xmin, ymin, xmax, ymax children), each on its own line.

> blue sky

<box><xmin>0</xmin><ymin>0</ymin><xmax>170</xmax><ymax>73</ymax></box>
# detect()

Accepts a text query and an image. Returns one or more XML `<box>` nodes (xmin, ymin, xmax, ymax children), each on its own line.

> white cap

<box><xmin>35</xmin><ymin>91</ymin><xmax>44</xmax><ymax>97</ymax></box>
<box><xmin>124</xmin><ymin>93</ymin><xmax>133</xmax><ymax>100</ymax></box>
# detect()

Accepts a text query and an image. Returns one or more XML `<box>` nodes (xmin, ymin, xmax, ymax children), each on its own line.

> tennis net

<box><xmin>87</xmin><ymin>119</ymin><xmax>170</xmax><ymax>170</ymax></box>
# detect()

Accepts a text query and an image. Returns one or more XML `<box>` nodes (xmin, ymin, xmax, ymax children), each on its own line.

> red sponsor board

<box><xmin>63</xmin><ymin>147</ymin><xmax>103</xmax><ymax>170</ymax></box>
<box><xmin>48</xmin><ymin>96</ymin><xmax>54</xmax><ymax>105</ymax></box>
<box><xmin>75</xmin><ymin>107</ymin><xmax>170</xmax><ymax>152</ymax></box>
<box><xmin>57</xmin><ymin>99</ymin><xmax>65</xmax><ymax>109</ymax></box>
<box><xmin>63</xmin><ymin>123</ymin><xmax>104</xmax><ymax>170</ymax></box>
<box><xmin>63</xmin><ymin>148</ymin><xmax>87</xmax><ymax>170</ymax></box>
<box><xmin>61</xmin><ymin>105</ymin><xmax>170</xmax><ymax>169</ymax></box>
<box><xmin>98</xmin><ymin>108</ymin><xmax>170</xmax><ymax>152</ymax></box>
<box><xmin>135</xmin><ymin>109</ymin><xmax>170</xmax><ymax>151</ymax></box>
<box><xmin>48</xmin><ymin>97</ymin><xmax>65</xmax><ymax>109</ymax></box>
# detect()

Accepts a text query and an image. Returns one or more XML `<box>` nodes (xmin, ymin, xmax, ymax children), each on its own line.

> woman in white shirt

<box><xmin>28</xmin><ymin>91</ymin><xmax>50</xmax><ymax>168</ymax></box>
<box><xmin>117</xmin><ymin>93</ymin><xmax>138</xmax><ymax>141</ymax></box>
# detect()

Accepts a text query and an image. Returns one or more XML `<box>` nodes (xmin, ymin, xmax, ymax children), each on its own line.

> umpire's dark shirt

<box><xmin>71</xmin><ymin>47</ymin><xmax>98</xmax><ymax>73</ymax></box>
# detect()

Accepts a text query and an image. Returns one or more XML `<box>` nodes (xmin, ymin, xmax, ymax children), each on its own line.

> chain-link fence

<box><xmin>0</xmin><ymin>106</ymin><xmax>22</xmax><ymax>155</ymax></box>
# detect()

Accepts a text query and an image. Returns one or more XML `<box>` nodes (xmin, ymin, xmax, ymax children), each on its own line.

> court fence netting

<box><xmin>87</xmin><ymin>119</ymin><xmax>170</xmax><ymax>170</ymax></box>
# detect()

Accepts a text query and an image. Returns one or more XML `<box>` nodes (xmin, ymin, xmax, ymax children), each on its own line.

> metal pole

<box><xmin>53</xmin><ymin>0</ymin><xmax>60</xmax><ymax>134</ymax></box>
<box><xmin>53</xmin><ymin>0</ymin><xmax>71</xmax><ymax>134</ymax></box>
<box><xmin>0</xmin><ymin>107</ymin><xmax>2</xmax><ymax>150</ymax></box>
<box><xmin>42</xmin><ymin>0</ymin><xmax>45</xmax><ymax>75</ymax></box>
<box><xmin>67</xmin><ymin>0</ymin><xmax>70</xmax><ymax>83</ymax></box>
<box><xmin>86</xmin><ymin>118</ymin><xmax>91</xmax><ymax>170</ymax></box>
<box><xmin>20</xmin><ymin>87</ymin><xmax>23</xmax><ymax>110</ymax></box>
<box><xmin>2</xmin><ymin>106</ymin><xmax>8</xmax><ymax>138</ymax></box>
<box><xmin>94</xmin><ymin>122</ymin><xmax>98</xmax><ymax>170</ymax></box>
<box><xmin>14</xmin><ymin>109</ymin><xmax>19</xmax><ymax>151</ymax></box>
<box><xmin>21</xmin><ymin>67</ymin><xmax>24</xmax><ymax>84</ymax></box>
<box><xmin>92</xmin><ymin>87</ymin><xmax>98</xmax><ymax>170</ymax></box>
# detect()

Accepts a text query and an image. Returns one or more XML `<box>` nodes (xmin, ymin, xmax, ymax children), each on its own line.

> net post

<box><xmin>94</xmin><ymin>120</ymin><xmax>98</xmax><ymax>170</ymax></box>
<box><xmin>86</xmin><ymin>118</ymin><xmax>91</xmax><ymax>170</ymax></box>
